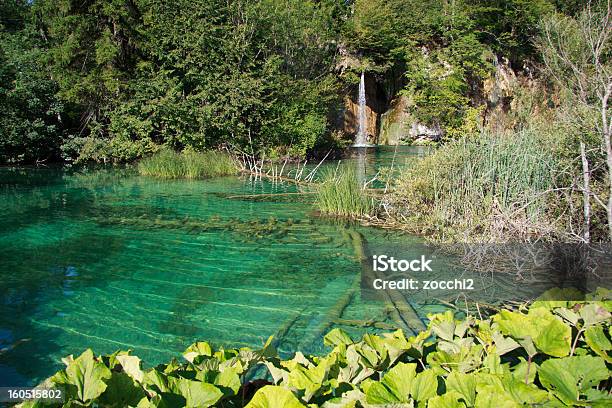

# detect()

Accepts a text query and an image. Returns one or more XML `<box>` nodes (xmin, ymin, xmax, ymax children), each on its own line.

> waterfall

<box><xmin>355</xmin><ymin>72</ymin><xmax>368</xmax><ymax>146</ymax></box>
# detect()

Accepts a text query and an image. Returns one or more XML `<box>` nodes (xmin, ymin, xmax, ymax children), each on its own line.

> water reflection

<box><xmin>354</xmin><ymin>147</ymin><xmax>367</xmax><ymax>186</ymax></box>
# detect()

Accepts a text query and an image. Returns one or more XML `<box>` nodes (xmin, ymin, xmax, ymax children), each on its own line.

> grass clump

<box><xmin>388</xmin><ymin>130</ymin><xmax>558</xmax><ymax>241</ymax></box>
<box><xmin>138</xmin><ymin>149</ymin><xmax>238</xmax><ymax>179</ymax></box>
<box><xmin>316</xmin><ymin>165</ymin><xmax>373</xmax><ymax>218</ymax></box>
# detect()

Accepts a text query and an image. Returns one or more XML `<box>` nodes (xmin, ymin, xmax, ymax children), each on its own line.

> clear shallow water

<box><xmin>0</xmin><ymin>147</ymin><xmax>445</xmax><ymax>386</ymax></box>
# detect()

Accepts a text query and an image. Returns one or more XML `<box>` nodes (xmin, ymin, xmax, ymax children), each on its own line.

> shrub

<box><xmin>19</xmin><ymin>289</ymin><xmax>611</xmax><ymax>407</ymax></box>
<box><xmin>138</xmin><ymin>149</ymin><xmax>238</xmax><ymax>179</ymax></box>
<box><xmin>315</xmin><ymin>165</ymin><xmax>373</xmax><ymax>218</ymax></box>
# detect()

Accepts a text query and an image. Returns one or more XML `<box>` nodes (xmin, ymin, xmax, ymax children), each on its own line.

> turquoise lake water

<box><xmin>0</xmin><ymin>146</ymin><xmax>455</xmax><ymax>386</ymax></box>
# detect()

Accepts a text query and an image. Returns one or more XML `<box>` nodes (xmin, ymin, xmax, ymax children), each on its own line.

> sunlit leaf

<box><xmin>324</xmin><ymin>329</ymin><xmax>353</xmax><ymax>347</ymax></box>
<box><xmin>245</xmin><ymin>385</ymin><xmax>305</xmax><ymax>408</ymax></box>
<box><xmin>51</xmin><ymin>349</ymin><xmax>112</xmax><ymax>403</ymax></box>
<box><xmin>584</xmin><ymin>325</ymin><xmax>612</xmax><ymax>362</ymax></box>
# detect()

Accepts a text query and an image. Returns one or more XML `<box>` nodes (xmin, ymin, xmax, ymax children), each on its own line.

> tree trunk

<box><xmin>580</xmin><ymin>141</ymin><xmax>591</xmax><ymax>243</ymax></box>
<box><xmin>602</xmin><ymin>83</ymin><xmax>612</xmax><ymax>240</ymax></box>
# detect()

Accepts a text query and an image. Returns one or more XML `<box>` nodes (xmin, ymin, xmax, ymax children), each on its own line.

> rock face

<box><xmin>334</xmin><ymin>48</ymin><xmax>532</xmax><ymax>145</ymax></box>
<box><xmin>379</xmin><ymin>95</ymin><xmax>442</xmax><ymax>145</ymax></box>
<box><xmin>482</xmin><ymin>57</ymin><xmax>518</xmax><ymax>131</ymax></box>
<box><xmin>337</xmin><ymin>67</ymin><xmax>444</xmax><ymax>145</ymax></box>
<box><xmin>379</xmin><ymin>96</ymin><xmax>411</xmax><ymax>145</ymax></box>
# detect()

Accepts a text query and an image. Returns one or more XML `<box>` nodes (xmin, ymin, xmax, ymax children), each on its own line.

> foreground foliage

<box><xmin>20</xmin><ymin>290</ymin><xmax>611</xmax><ymax>407</ymax></box>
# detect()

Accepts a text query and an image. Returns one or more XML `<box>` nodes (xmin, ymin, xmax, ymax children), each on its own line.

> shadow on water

<box><xmin>0</xmin><ymin>233</ymin><xmax>128</xmax><ymax>385</ymax></box>
<box><xmin>0</xmin><ymin>167</ymin><xmax>197</xmax><ymax>384</ymax></box>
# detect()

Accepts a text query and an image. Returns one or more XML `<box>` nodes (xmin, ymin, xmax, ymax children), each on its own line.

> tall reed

<box><xmin>316</xmin><ymin>165</ymin><xmax>373</xmax><ymax>218</ymax></box>
<box><xmin>138</xmin><ymin>149</ymin><xmax>238</xmax><ymax>179</ymax></box>
<box><xmin>389</xmin><ymin>129</ymin><xmax>558</xmax><ymax>240</ymax></box>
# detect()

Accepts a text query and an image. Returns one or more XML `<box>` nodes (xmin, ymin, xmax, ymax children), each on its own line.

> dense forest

<box><xmin>0</xmin><ymin>0</ymin><xmax>592</xmax><ymax>163</ymax></box>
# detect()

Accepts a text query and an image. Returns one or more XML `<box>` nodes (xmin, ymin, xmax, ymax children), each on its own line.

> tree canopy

<box><xmin>0</xmin><ymin>0</ymin><xmax>590</xmax><ymax>164</ymax></box>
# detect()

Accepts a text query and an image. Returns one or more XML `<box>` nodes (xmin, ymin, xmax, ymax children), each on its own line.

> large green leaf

<box><xmin>494</xmin><ymin>308</ymin><xmax>571</xmax><ymax>357</ymax></box>
<box><xmin>411</xmin><ymin>369</ymin><xmax>438</xmax><ymax>402</ymax></box>
<box><xmin>555</xmin><ymin>307</ymin><xmax>580</xmax><ymax>326</ymax></box>
<box><xmin>320</xmin><ymin>389</ymin><xmax>363</xmax><ymax>408</ymax></box>
<box><xmin>245</xmin><ymin>385</ymin><xmax>305</xmax><ymax>408</ymax></box>
<box><xmin>539</xmin><ymin>356</ymin><xmax>608</xmax><ymax>405</ymax></box>
<box><xmin>491</xmin><ymin>332</ymin><xmax>520</xmax><ymax>355</ymax></box>
<box><xmin>533</xmin><ymin>314</ymin><xmax>571</xmax><ymax>357</ymax></box>
<box><xmin>381</xmin><ymin>362</ymin><xmax>417</xmax><ymax>401</ymax></box>
<box><xmin>183</xmin><ymin>342</ymin><xmax>212</xmax><ymax>363</ymax></box>
<box><xmin>173</xmin><ymin>378</ymin><xmax>223</xmax><ymax>408</ymax></box>
<box><xmin>378</xmin><ymin>335</ymin><xmax>410</xmax><ymax>367</ymax></box>
<box><xmin>538</xmin><ymin>361</ymin><xmax>579</xmax><ymax>405</ymax></box>
<box><xmin>365</xmin><ymin>362</ymin><xmax>417</xmax><ymax>404</ymax></box>
<box><xmin>504</xmin><ymin>377</ymin><xmax>549</xmax><ymax>405</ymax></box>
<box><xmin>362</xmin><ymin>334</ymin><xmax>389</xmax><ymax>366</ymax></box>
<box><xmin>264</xmin><ymin>361</ymin><xmax>289</xmax><ymax>385</ymax></box>
<box><xmin>578</xmin><ymin>304</ymin><xmax>611</xmax><ymax>327</ymax></box>
<box><xmin>286</xmin><ymin>356</ymin><xmax>333</xmax><ymax>401</ymax></box>
<box><xmin>473</xmin><ymin>385</ymin><xmax>517</xmax><ymax>408</ymax></box>
<box><xmin>98</xmin><ymin>371</ymin><xmax>145</xmax><ymax>407</ymax></box>
<box><xmin>445</xmin><ymin>371</ymin><xmax>476</xmax><ymax>406</ymax></box>
<box><xmin>214</xmin><ymin>366</ymin><xmax>241</xmax><ymax>395</ymax></box>
<box><xmin>135</xmin><ymin>394</ymin><xmax>182</xmax><ymax>408</ymax></box>
<box><xmin>324</xmin><ymin>329</ymin><xmax>353</xmax><ymax>347</ymax></box>
<box><xmin>116</xmin><ymin>354</ymin><xmax>144</xmax><ymax>383</ymax></box>
<box><xmin>427</xmin><ymin>348</ymin><xmax>482</xmax><ymax>375</ymax></box>
<box><xmin>510</xmin><ymin>358</ymin><xmax>537</xmax><ymax>384</ymax></box>
<box><xmin>584</xmin><ymin>388</ymin><xmax>612</xmax><ymax>407</ymax></box>
<box><xmin>429</xmin><ymin>311</ymin><xmax>457</xmax><ymax>341</ymax></box>
<box><xmin>353</xmin><ymin>343</ymin><xmax>381</xmax><ymax>369</ymax></box>
<box><xmin>584</xmin><ymin>325</ymin><xmax>612</xmax><ymax>362</ymax></box>
<box><xmin>51</xmin><ymin>349</ymin><xmax>112</xmax><ymax>404</ymax></box>
<box><xmin>143</xmin><ymin>369</ymin><xmax>172</xmax><ymax>394</ymax></box>
<box><xmin>483</xmin><ymin>352</ymin><xmax>503</xmax><ymax>374</ymax></box>
<box><xmin>365</xmin><ymin>382</ymin><xmax>403</xmax><ymax>405</ymax></box>
<box><xmin>427</xmin><ymin>391</ymin><xmax>466</xmax><ymax>408</ymax></box>
<box><xmin>493</xmin><ymin>310</ymin><xmax>535</xmax><ymax>340</ymax></box>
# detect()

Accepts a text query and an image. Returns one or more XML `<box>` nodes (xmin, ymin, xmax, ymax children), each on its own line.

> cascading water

<box><xmin>354</xmin><ymin>72</ymin><xmax>368</xmax><ymax>146</ymax></box>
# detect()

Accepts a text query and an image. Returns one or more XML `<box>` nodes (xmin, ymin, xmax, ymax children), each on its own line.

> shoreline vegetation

<box><xmin>17</xmin><ymin>290</ymin><xmax>612</xmax><ymax>407</ymax></box>
<box><xmin>315</xmin><ymin>165</ymin><xmax>373</xmax><ymax>218</ymax></box>
<box><xmin>134</xmin><ymin>117</ymin><xmax>605</xmax><ymax>244</ymax></box>
<box><xmin>137</xmin><ymin>149</ymin><xmax>238</xmax><ymax>179</ymax></box>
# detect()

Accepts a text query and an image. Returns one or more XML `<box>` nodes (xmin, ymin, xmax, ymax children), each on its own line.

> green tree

<box><xmin>0</xmin><ymin>2</ymin><xmax>65</xmax><ymax>164</ymax></box>
<box><xmin>32</xmin><ymin>0</ymin><xmax>341</xmax><ymax>161</ymax></box>
<box><xmin>467</xmin><ymin>0</ymin><xmax>556</xmax><ymax>65</ymax></box>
